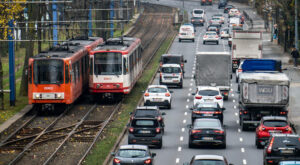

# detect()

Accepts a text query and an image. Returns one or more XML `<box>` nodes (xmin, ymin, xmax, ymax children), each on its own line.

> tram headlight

<box><xmin>57</xmin><ymin>94</ymin><xmax>62</xmax><ymax>98</ymax></box>
<box><xmin>35</xmin><ymin>94</ymin><xmax>40</xmax><ymax>99</ymax></box>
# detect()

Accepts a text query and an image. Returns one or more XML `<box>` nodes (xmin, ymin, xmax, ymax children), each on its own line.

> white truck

<box><xmin>231</xmin><ymin>31</ymin><xmax>262</xmax><ymax>71</ymax></box>
<box><xmin>195</xmin><ymin>52</ymin><xmax>231</xmax><ymax>100</ymax></box>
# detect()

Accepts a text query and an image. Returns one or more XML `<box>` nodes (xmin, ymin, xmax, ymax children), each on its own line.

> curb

<box><xmin>102</xmin><ymin>31</ymin><xmax>177</xmax><ymax>165</ymax></box>
<box><xmin>0</xmin><ymin>105</ymin><xmax>32</xmax><ymax>134</ymax></box>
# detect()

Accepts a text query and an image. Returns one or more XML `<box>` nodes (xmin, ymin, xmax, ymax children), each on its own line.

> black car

<box><xmin>224</xmin><ymin>5</ymin><xmax>235</xmax><ymax>13</ymax></box>
<box><xmin>112</xmin><ymin>145</ymin><xmax>156</xmax><ymax>165</ymax></box>
<box><xmin>218</xmin><ymin>0</ymin><xmax>227</xmax><ymax>9</ymax></box>
<box><xmin>191</xmin><ymin>17</ymin><xmax>205</xmax><ymax>26</ymax></box>
<box><xmin>128</xmin><ymin>118</ymin><xmax>163</xmax><ymax>148</ymax></box>
<box><xmin>188</xmin><ymin>118</ymin><xmax>226</xmax><ymax>148</ymax></box>
<box><xmin>160</xmin><ymin>54</ymin><xmax>187</xmax><ymax>74</ymax></box>
<box><xmin>190</xmin><ymin>102</ymin><xmax>225</xmax><ymax>124</ymax></box>
<box><xmin>130</xmin><ymin>106</ymin><xmax>166</xmax><ymax>132</ymax></box>
<box><xmin>263</xmin><ymin>134</ymin><xmax>300</xmax><ymax>165</ymax></box>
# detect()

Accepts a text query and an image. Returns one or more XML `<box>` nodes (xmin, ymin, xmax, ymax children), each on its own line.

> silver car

<box><xmin>203</xmin><ymin>31</ymin><xmax>219</xmax><ymax>45</ymax></box>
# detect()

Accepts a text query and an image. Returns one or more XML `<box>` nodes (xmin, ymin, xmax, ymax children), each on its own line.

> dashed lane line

<box><xmin>236</xmin><ymin>120</ymin><xmax>239</xmax><ymax>124</ymax></box>
<box><xmin>238</xmin><ymin>128</ymin><xmax>241</xmax><ymax>133</ymax></box>
<box><xmin>241</xmin><ymin>148</ymin><xmax>245</xmax><ymax>153</ymax></box>
<box><xmin>180</xmin><ymin>136</ymin><xmax>184</xmax><ymax>141</ymax></box>
<box><xmin>240</xmin><ymin>137</ymin><xmax>243</xmax><ymax>142</ymax></box>
<box><xmin>234</xmin><ymin>106</ymin><xmax>237</xmax><ymax>109</ymax></box>
<box><xmin>186</xmin><ymin>105</ymin><xmax>189</xmax><ymax>109</ymax></box>
<box><xmin>182</xmin><ymin>128</ymin><xmax>185</xmax><ymax>132</ymax></box>
<box><xmin>176</xmin><ymin>158</ymin><xmax>180</xmax><ymax>164</ymax></box>
<box><xmin>187</xmin><ymin>99</ymin><xmax>190</xmax><ymax>102</ymax></box>
<box><xmin>178</xmin><ymin>147</ymin><xmax>182</xmax><ymax>152</ymax></box>
<box><xmin>183</xmin><ymin>119</ymin><xmax>186</xmax><ymax>124</ymax></box>
<box><xmin>243</xmin><ymin>159</ymin><xmax>247</xmax><ymax>165</ymax></box>
<box><xmin>184</xmin><ymin>112</ymin><xmax>187</xmax><ymax>116</ymax></box>
<box><xmin>233</xmin><ymin>99</ymin><xmax>236</xmax><ymax>103</ymax></box>
<box><xmin>235</xmin><ymin>112</ymin><xmax>238</xmax><ymax>116</ymax></box>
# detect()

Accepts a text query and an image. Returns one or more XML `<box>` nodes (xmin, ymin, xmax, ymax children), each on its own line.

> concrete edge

<box><xmin>102</xmin><ymin>31</ymin><xmax>177</xmax><ymax>165</ymax></box>
<box><xmin>0</xmin><ymin>105</ymin><xmax>32</xmax><ymax>134</ymax></box>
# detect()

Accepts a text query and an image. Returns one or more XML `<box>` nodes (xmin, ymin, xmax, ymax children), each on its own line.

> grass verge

<box><xmin>83</xmin><ymin>34</ymin><xmax>175</xmax><ymax>165</ymax></box>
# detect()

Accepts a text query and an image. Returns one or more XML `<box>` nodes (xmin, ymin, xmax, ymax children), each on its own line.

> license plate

<box><xmin>139</xmin><ymin>130</ymin><xmax>151</xmax><ymax>134</ymax></box>
<box><xmin>280</xmin><ymin>149</ymin><xmax>294</xmax><ymax>154</ymax></box>
<box><xmin>205</xmin><ymin>99</ymin><xmax>213</xmax><ymax>102</ymax></box>
<box><xmin>173</xmin><ymin>80</ymin><xmax>179</xmax><ymax>82</ymax></box>
<box><xmin>153</xmin><ymin>98</ymin><xmax>162</xmax><ymax>102</ymax></box>
<box><xmin>260</xmin><ymin>111</ymin><xmax>271</xmax><ymax>115</ymax></box>
<box><xmin>203</xmin><ymin>114</ymin><xmax>213</xmax><ymax>116</ymax></box>
<box><xmin>202</xmin><ymin>137</ymin><xmax>213</xmax><ymax>140</ymax></box>
<box><xmin>268</xmin><ymin>130</ymin><xmax>281</xmax><ymax>133</ymax></box>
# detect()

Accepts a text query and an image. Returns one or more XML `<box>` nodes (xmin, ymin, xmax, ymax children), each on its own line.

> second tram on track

<box><xmin>28</xmin><ymin>37</ymin><xmax>104</xmax><ymax>111</ymax></box>
<box><xmin>89</xmin><ymin>37</ymin><xmax>142</xmax><ymax>99</ymax></box>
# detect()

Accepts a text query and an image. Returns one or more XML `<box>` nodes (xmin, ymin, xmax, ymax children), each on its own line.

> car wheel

<box><xmin>167</xmin><ymin>103</ymin><xmax>171</xmax><ymax>109</ymax></box>
<box><xmin>220</xmin><ymin>142</ymin><xmax>226</xmax><ymax>149</ymax></box>
<box><xmin>241</xmin><ymin>119</ymin><xmax>248</xmax><ymax>131</ymax></box>
<box><xmin>224</xmin><ymin>95</ymin><xmax>228</xmax><ymax>100</ymax></box>
<box><xmin>216</xmin><ymin>41</ymin><xmax>219</xmax><ymax>45</ymax></box>
<box><xmin>188</xmin><ymin>139</ymin><xmax>195</xmax><ymax>148</ymax></box>
<box><xmin>203</xmin><ymin>41</ymin><xmax>206</xmax><ymax>44</ymax></box>
<box><xmin>221</xmin><ymin>37</ymin><xmax>223</xmax><ymax>39</ymax></box>
<box><xmin>179</xmin><ymin>39</ymin><xmax>181</xmax><ymax>42</ymax></box>
<box><xmin>157</xmin><ymin>140</ymin><xmax>162</xmax><ymax>149</ymax></box>
<box><xmin>236</xmin><ymin>76</ymin><xmax>238</xmax><ymax>83</ymax></box>
<box><xmin>192</xmin><ymin>39</ymin><xmax>195</xmax><ymax>42</ymax></box>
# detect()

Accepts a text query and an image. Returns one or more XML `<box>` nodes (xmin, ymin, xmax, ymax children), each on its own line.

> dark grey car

<box><xmin>112</xmin><ymin>145</ymin><xmax>156</xmax><ymax>165</ymax></box>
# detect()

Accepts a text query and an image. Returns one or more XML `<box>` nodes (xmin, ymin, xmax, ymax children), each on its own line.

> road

<box><xmin>115</xmin><ymin>1</ymin><xmax>296</xmax><ymax>165</ymax></box>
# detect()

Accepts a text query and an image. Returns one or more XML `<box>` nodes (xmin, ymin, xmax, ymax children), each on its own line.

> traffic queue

<box><xmin>111</xmin><ymin>1</ymin><xmax>300</xmax><ymax>165</ymax></box>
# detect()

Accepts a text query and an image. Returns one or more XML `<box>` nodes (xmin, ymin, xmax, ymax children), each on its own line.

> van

<box><xmin>192</xmin><ymin>9</ymin><xmax>205</xmax><ymax>18</ymax></box>
<box><xmin>159</xmin><ymin>64</ymin><xmax>183</xmax><ymax>88</ymax></box>
<box><xmin>160</xmin><ymin>54</ymin><xmax>187</xmax><ymax>75</ymax></box>
<box><xmin>179</xmin><ymin>24</ymin><xmax>195</xmax><ymax>42</ymax></box>
<box><xmin>229</xmin><ymin>17</ymin><xmax>242</xmax><ymax>30</ymax></box>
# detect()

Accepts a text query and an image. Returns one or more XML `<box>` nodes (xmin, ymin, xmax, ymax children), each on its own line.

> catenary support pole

<box><xmin>52</xmin><ymin>0</ymin><xmax>58</xmax><ymax>46</ymax></box>
<box><xmin>110</xmin><ymin>0</ymin><xmax>114</xmax><ymax>37</ymax></box>
<box><xmin>8</xmin><ymin>20</ymin><xmax>16</xmax><ymax>106</ymax></box>
<box><xmin>88</xmin><ymin>2</ymin><xmax>92</xmax><ymax>37</ymax></box>
<box><xmin>295</xmin><ymin>0</ymin><xmax>298</xmax><ymax>49</ymax></box>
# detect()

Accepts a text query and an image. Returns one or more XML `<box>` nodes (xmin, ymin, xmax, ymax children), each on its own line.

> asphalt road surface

<box><xmin>115</xmin><ymin>1</ymin><xmax>292</xmax><ymax>165</ymax></box>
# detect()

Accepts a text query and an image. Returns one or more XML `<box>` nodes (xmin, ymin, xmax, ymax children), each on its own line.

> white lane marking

<box><xmin>180</xmin><ymin>136</ymin><xmax>184</xmax><ymax>141</ymax></box>
<box><xmin>178</xmin><ymin>146</ymin><xmax>182</xmax><ymax>152</ymax></box>
<box><xmin>190</xmin><ymin>79</ymin><xmax>193</xmax><ymax>81</ymax></box>
<box><xmin>243</xmin><ymin>159</ymin><xmax>247</xmax><ymax>165</ymax></box>
<box><xmin>196</xmin><ymin>30</ymin><xmax>203</xmax><ymax>52</ymax></box>
<box><xmin>236</xmin><ymin>120</ymin><xmax>239</xmax><ymax>124</ymax></box>
<box><xmin>233</xmin><ymin>99</ymin><xmax>236</xmax><ymax>103</ymax></box>
<box><xmin>183</xmin><ymin>119</ymin><xmax>186</xmax><ymax>124</ymax></box>
<box><xmin>222</xmin><ymin>38</ymin><xmax>226</xmax><ymax>51</ymax></box>
<box><xmin>235</xmin><ymin>112</ymin><xmax>238</xmax><ymax>116</ymax></box>
<box><xmin>234</xmin><ymin>106</ymin><xmax>237</xmax><ymax>109</ymax></box>
<box><xmin>193</xmin><ymin>67</ymin><xmax>195</xmax><ymax>70</ymax></box>
<box><xmin>190</xmin><ymin>83</ymin><xmax>193</xmax><ymax>86</ymax></box>
<box><xmin>240</xmin><ymin>137</ymin><xmax>243</xmax><ymax>142</ymax></box>
<box><xmin>231</xmin><ymin>83</ymin><xmax>232</xmax><ymax>87</ymax></box>
<box><xmin>230</xmin><ymin>88</ymin><xmax>233</xmax><ymax>91</ymax></box>
<box><xmin>241</xmin><ymin>148</ymin><xmax>245</xmax><ymax>153</ymax></box>
<box><xmin>238</xmin><ymin>128</ymin><xmax>241</xmax><ymax>133</ymax></box>
<box><xmin>187</xmin><ymin>99</ymin><xmax>190</xmax><ymax>102</ymax></box>
<box><xmin>188</xmin><ymin>93</ymin><xmax>191</xmax><ymax>96</ymax></box>
<box><xmin>176</xmin><ymin>158</ymin><xmax>180</xmax><ymax>164</ymax></box>
<box><xmin>186</xmin><ymin>105</ymin><xmax>189</xmax><ymax>109</ymax></box>
<box><xmin>192</xmin><ymin>74</ymin><xmax>194</xmax><ymax>78</ymax></box>
<box><xmin>184</xmin><ymin>112</ymin><xmax>187</xmax><ymax>116</ymax></box>
<box><xmin>232</xmin><ymin>94</ymin><xmax>234</xmax><ymax>97</ymax></box>
<box><xmin>189</xmin><ymin>88</ymin><xmax>192</xmax><ymax>91</ymax></box>
<box><xmin>182</xmin><ymin>128</ymin><xmax>185</xmax><ymax>132</ymax></box>
<box><xmin>192</xmin><ymin>71</ymin><xmax>195</xmax><ymax>74</ymax></box>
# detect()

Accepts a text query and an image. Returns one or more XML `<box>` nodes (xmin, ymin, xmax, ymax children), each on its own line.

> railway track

<box><xmin>0</xmin><ymin>3</ymin><xmax>176</xmax><ymax>165</ymax></box>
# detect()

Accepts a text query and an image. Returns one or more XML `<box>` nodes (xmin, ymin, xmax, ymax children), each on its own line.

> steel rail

<box><xmin>42</xmin><ymin>104</ymin><xmax>97</xmax><ymax>165</ymax></box>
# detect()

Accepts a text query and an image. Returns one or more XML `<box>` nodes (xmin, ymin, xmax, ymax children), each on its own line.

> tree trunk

<box><xmin>0</xmin><ymin>44</ymin><xmax>4</xmax><ymax>110</ymax></box>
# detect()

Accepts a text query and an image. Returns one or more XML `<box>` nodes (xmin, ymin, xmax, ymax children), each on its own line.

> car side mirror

<box><xmin>187</xmin><ymin>124</ymin><xmax>192</xmax><ymax>129</ymax></box>
<box><xmin>126</xmin><ymin>123</ymin><xmax>130</xmax><ymax>127</ymax></box>
<box><xmin>162</xmin><ymin>112</ymin><xmax>166</xmax><ymax>115</ymax></box>
<box><xmin>191</xmin><ymin>93</ymin><xmax>196</xmax><ymax>95</ymax></box>
<box><xmin>129</xmin><ymin>112</ymin><xmax>133</xmax><ymax>115</ymax></box>
<box><xmin>157</xmin><ymin>70</ymin><xmax>161</xmax><ymax>73</ymax></box>
<box><xmin>152</xmin><ymin>153</ymin><xmax>156</xmax><ymax>157</ymax></box>
<box><xmin>184</xmin><ymin>60</ymin><xmax>187</xmax><ymax>63</ymax></box>
<box><xmin>222</xmin><ymin>108</ymin><xmax>226</xmax><ymax>111</ymax></box>
<box><xmin>190</xmin><ymin>108</ymin><xmax>194</xmax><ymax>110</ymax></box>
<box><xmin>141</xmin><ymin>91</ymin><xmax>145</xmax><ymax>93</ymax></box>
<box><xmin>170</xmin><ymin>91</ymin><xmax>174</xmax><ymax>93</ymax></box>
<box><xmin>111</xmin><ymin>152</ymin><xmax>115</xmax><ymax>156</ymax></box>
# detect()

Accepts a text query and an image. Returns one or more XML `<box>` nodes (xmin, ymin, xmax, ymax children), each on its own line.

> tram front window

<box><xmin>94</xmin><ymin>52</ymin><xmax>122</xmax><ymax>75</ymax></box>
<box><xmin>33</xmin><ymin>59</ymin><xmax>64</xmax><ymax>84</ymax></box>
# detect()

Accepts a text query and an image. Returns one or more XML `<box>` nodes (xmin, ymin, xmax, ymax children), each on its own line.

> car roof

<box><xmin>262</xmin><ymin>116</ymin><xmax>287</xmax><ymax>121</ymax></box>
<box><xmin>193</xmin><ymin>9</ymin><xmax>204</xmax><ymax>11</ymax></box>
<box><xmin>194</xmin><ymin>155</ymin><xmax>225</xmax><ymax>161</ymax></box>
<box><xmin>136</xmin><ymin>106</ymin><xmax>159</xmax><ymax>110</ymax></box>
<box><xmin>162</xmin><ymin>54</ymin><xmax>183</xmax><ymax>57</ymax></box>
<box><xmin>148</xmin><ymin>85</ymin><xmax>168</xmax><ymax>89</ymax></box>
<box><xmin>197</xmin><ymin>86</ymin><xmax>220</xmax><ymax>90</ymax></box>
<box><xmin>162</xmin><ymin>64</ymin><xmax>181</xmax><ymax>67</ymax></box>
<box><xmin>119</xmin><ymin>145</ymin><xmax>148</xmax><ymax>150</ymax></box>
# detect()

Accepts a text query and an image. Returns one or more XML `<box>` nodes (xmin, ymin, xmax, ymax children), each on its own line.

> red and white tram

<box><xmin>28</xmin><ymin>37</ymin><xmax>104</xmax><ymax>111</ymax></box>
<box><xmin>89</xmin><ymin>37</ymin><xmax>142</xmax><ymax>99</ymax></box>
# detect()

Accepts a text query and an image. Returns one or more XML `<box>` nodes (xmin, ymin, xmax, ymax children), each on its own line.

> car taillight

<box><xmin>195</xmin><ymin>96</ymin><xmax>202</xmax><ymax>99</ymax></box>
<box><xmin>130</xmin><ymin>116</ymin><xmax>134</xmax><ymax>120</ymax></box>
<box><xmin>192</xmin><ymin>111</ymin><xmax>201</xmax><ymax>114</ymax></box>
<box><xmin>214</xmin><ymin>111</ymin><xmax>222</xmax><ymax>114</ymax></box>
<box><xmin>114</xmin><ymin>158</ymin><xmax>121</xmax><ymax>163</ymax></box>
<box><xmin>191</xmin><ymin>130</ymin><xmax>202</xmax><ymax>134</ymax></box>
<box><xmin>267</xmin><ymin>137</ymin><xmax>274</xmax><ymax>154</ymax></box>
<box><xmin>204</xmin><ymin>35</ymin><xmax>208</xmax><ymax>38</ymax></box>
<box><xmin>157</xmin><ymin>116</ymin><xmax>162</xmax><ymax>121</ymax></box>
<box><xmin>214</xmin><ymin>130</ymin><xmax>224</xmax><ymax>134</ymax></box>
<box><xmin>129</xmin><ymin>127</ymin><xmax>134</xmax><ymax>133</ymax></box>
<box><xmin>192</xmin><ymin>19</ymin><xmax>195</xmax><ymax>22</ymax></box>
<box><xmin>144</xmin><ymin>159</ymin><xmax>152</xmax><ymax>164</ymax></box>
<box><xmin>165</xmin><ymin>93</ymin><xmax>171</xmax><ymax>97</ymax></box>
<box><xmin>215</xmin><ymin>96</ymin><xmax>222</xmax><ymax>100</ymax></box>
<box><xmin>144</xmin><ymin>93</ymin><xmax>150</xmax><ymax>97</ymax></box>
<box><xmin>258</xmin><ymin>126</ymin><xmax>266</xmax><ymax>131</ymax></box>
<box><xmin>181</xmin><ymin>64</ymin><xmax>184</xmax><ymax>67</ymax></box>
<box><xmin>160</xmin><ymin>72</ymin><xmax>162</xmax><ymax>77</ymax></box>
<box><xmin>156</xmin><ymin>128</ymin><xmax>161</xmax><ymax>133</ymax></box>
<box><xmin>216</xmin><ymin>35</ymin><xmax>219</xmax><ymax>38</ymax></box>
<box><xmin>280</xmin><ymin>111</ymin><xmax>287</xmax><ymax>115</ymax></box>
<box><xmin>285</xmin><ymin>127</ymin><xmax>292</xmax><ymax>132</ymax></box>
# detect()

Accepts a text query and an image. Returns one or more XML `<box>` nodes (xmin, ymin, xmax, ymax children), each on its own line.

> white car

<box><xmin>179</xmin><ymin>24</ymin><xmax>195</xmax><ymax>42</ymax></box>
<box><xmin>159</xmin><ymin>64</ymin><xmax>183</xmax><ymax>88</ymax></box>
<box><xmin>203</xmin><ymin>31</ymin><xmax>219</xmax><ymax>45</ymax></box>
<box><xmin>235</xmin><ymin>60</ymin><xmax>244</xmax><ymax>83</ymax></box>
<box><xmin>183</xmin><ymin>155</ymin><xmax>233</xmax><ymax>165</ymax></box>
<box><xmin>220</xmin><ymin>28</ymin><xmax>230</xmax><ymax>39</ymax></box>
<box><xmin>192</xmin><ymin>9</ymin><xmax>205</xmax><ymax>18</ymax></box>
<box><xmin>193</xmin><ymin>86</ymin><xmax>224</xmax><ymax>108</ymax></box>
<box><xmin>144</xmin><ymin>85</ymin><xmax>172</xmax><ymax>109</ymax></box>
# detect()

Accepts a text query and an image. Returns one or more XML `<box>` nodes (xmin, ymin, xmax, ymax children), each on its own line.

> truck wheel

<box><xmin>236</xmin><ymin>76</ymin><xmax>238</xmax><ymax>83</ymax></box>
<box><xmin>241</xmin><ymin>119</ymin><xmax>248</xmax><ymax>131</ymax></box>
<box><xmin>220</xmin><ymin>142</ymin><xmax>226</xmax><ymax>149</ymax></box>
<box><xmin>192</xmin><ymin>39</ymin><xmax>195</xmax><ymax>42</ymax></box>
<box><xmin>224</xmin><ymin>96</ymin><xmax>228</xmax><ymax>100</ymax></box>
<box><xmin>216</xmin><ymin>41</ymin><xmax>219</xmax><ymax>45</ymax></box>
<box><xmin>256</xmin><ymin>138</ymin><xmax>263</xmax><ymax>149</ymax></box>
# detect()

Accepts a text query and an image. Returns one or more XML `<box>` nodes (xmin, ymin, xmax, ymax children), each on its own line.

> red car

<box><xmin>255</xmin><ymin>116</ymin><xmax>293</xmax><ymax>148</ymax></box>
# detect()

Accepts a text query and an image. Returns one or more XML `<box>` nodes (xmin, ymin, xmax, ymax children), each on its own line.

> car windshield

<box><xmin>162</xmin><ymin>56</ymin><xmax>181</xmax><ymax>64</ymax></box>
<box><xmin>94</xmin><ymin>52</ymin><xmax>122</xmax><ymax>75</ymax></box>
<box><xmin>194</xmin><ymin>10</ymin><xmax>203</xmax><ymax>14</ymax></box>
<box><xmin>132</xmin><ymin>120</ymin><xmax>158</xmax><ymax>127</ymax></box>
<box><xmin>118</xmin><ymin>149</ymin><xmax>147</xmax><ymax>158</ymax></box>
<box><xmin>161</xmin><ymin>67</ymin><xmax>181</xmax><ymax>73</ymax></box>
<box><xmin>198</xmin><ymin>90</ymin><xmax>219</xmax><ymax>96</ymax></box>
<box><xmin>194</xmin><ymin>120</ymin><xmax>220</xmax><ymax>128</ymax></box>
<box><xmin>33</xmin><ymin>59</ymin><xmax>64</xmax><ymax>84</ymax></box>
<box><xmin>135</xmin><ymin>110</ymin><xmax>158</xmax><ymax>117</ymax></box>
<box><xmin>193</xmin><ymin>160</ymin><xmax>225</xmax><ymax>165</ymax></box>
<box><xmin>263</xmin><ymin>120</ymin><xmax>288</xmax><ymax>127</ymax></box>
<box><xmin>148</xmin><ymin>87</ymin><xmax>167</xmax><ymax>93</ymax></box>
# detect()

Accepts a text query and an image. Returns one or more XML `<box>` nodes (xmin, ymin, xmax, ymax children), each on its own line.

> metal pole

<box><xmin>295</xmin><ymin>0</ymin><xmax>298</xmax><ymax>49</ymax></box>
<box><xmin>52</xmin><ymin>0</ymin><xmax>58</xmax><ymax>46</ymax></box>
<box><xmin>110</xmin><ymin>0</ymin><xmax>114</xmax><ymax>37</ymax></box>
<box><xmin>8</xmin><ymin>20</ymin><xmax>15</xmax><ymax>106</ymax></box>
<box><xmin>88</xmin><ymin>3</ymin><xmax>93</xmax><ymax>37</ymax></box>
